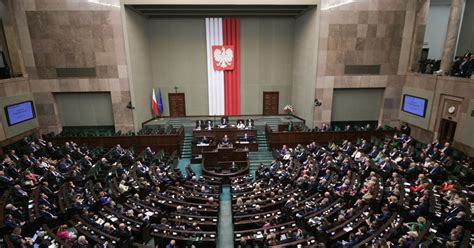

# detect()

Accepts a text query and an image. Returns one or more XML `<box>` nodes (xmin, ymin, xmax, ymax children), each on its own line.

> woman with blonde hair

<box><xmin>56</xmin><ymin>224</ymin><xmax>75</xmax><ymax>240</ymax></box>
<box><xmin>405</xmin><ymin>216</ymin><xmax>427</xmax><ymax>231</ymax></box>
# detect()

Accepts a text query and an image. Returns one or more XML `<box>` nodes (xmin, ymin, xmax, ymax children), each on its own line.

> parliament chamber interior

<box><xmin>0</xmin><ymin>0</ymin><xmax>473</xmax><ymax>248</ymax></box>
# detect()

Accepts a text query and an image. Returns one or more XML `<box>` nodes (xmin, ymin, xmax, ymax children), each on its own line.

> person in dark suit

<box><xmin>166</xmin><ymin>240</ymin><xmax>178</xmax><ymax>248</ymax></box>
<box><xmin>379</xmin><ymin>157</ymin><xmax>394</xmax><ymax>179</ymax></box>
<box><xmin>440</xmin><ymin>142</ymin><xmax>453</xmax><ymax>156</ymax></box>
<box><xmin>12</xmin><ymin>184</ymin><xmax>28</xmax><ymax>202</ymax></box>
<box><xmin>342</xmin><ymin>141</ymin><xmax>355</xmax><ymax>155</ymax></box>
<box><xmin>221</xmin><ymin>135</ymin><xmax>230</xmax><ymax>146</ymax></box>
<box><xmin>58</xmin><ymin>158</ymin><xmax>71</xmax><ymax>174</ymax></box>
<box><xmin>3</xmin><ymin>214</ymin><xmax>23</xmax><ymax>231</ymax></box>
<box><xmin>368</xmin><ymin>146</ymin><xmax>379</xmax><ymax>158</ymax></box>
<box><xmin>410</xmin><ymin>196</ymin><xmax>430</xmax><ymax>217</ymax></box>
<box><xmin>246</xmin><ymin>118</ymin><xmax>254</xmax><ymax>129</ymax></box>
<box><xmin>40</xmin><ymin>181</ymin><xmax>54</xmax><ymax>197</ymax></box>
<box><xmin>460</xmin><ymin>55</ymin><xmax>472</xmax><ymax>78</ymax></box>
<box><xmin>444</xmin><ymin>199</ymin><xmax>466</xmax><ymax>219</ymax></box>
<box><xmin>112</xmin><ymin>144</ymin><xmax>125</xmax><ymax>158</ymax></box>
<box><xmin>441</xmin><ymin>211</ymin><xmax>467</xmax><ymax>232</ymax></box>
<box><xmin>112</xmin><ymin>223</ymin><xmax>132</xmax><ymax>240</ymax></box>
<box><xmin>359</xmin><ymin>140</ymin><xmax>371</xmax><ymax>153</ymax></box>
<box><xmin>320</xmin><ymin>123</ymin><xmax>330</xmax><ymax>132</ymax></box>
<box><xmin>9</xmin><ymin>150</ymin><xmax>20</xmax><ymax>162</ymax></box>
<box><xmin>206</xmin><ymin>120</ymin><xmax>213</xmax><ymax>130</ymax></box>
<box><xmin>200</xmin><ymin>136</ymin><xmax>210</xmax><ymax>144</ymax></box>
<box><xmin>428</xmin><ymin>163</ymin><xmax>446</xmax><ymax>184</ymax></box>
<box><xmin>20</xmin><ymin>155</ymin><xmax>34</xmax><ymax>169</ymax></box>
<box><xmin>72</xmin><ymin>236</ymin><xmax>89</xmax><ymax>248</ymax></box>
<box><xmin>239</xmin><ymin>133</ymin><xmax>253</xmax><ymax>142</ymax></box>
<box><xmin>44</xmin><ymin>142</ymin><xmax>56</xmax><ymax>155</ymax></box>
<box><xmin>400</xmin><ymin>122</ymin><xmax>411</xmax><ymax>135</ymax></box>
<box><xmin>78</xmin><ymin>156</ymin><xmax>92</xmax><ymax>170</ymax></box>
<box><xmin>38</xmin><ymin>193</ymin><xmax>55</xmax><ymax>210</ymax></box>
<box><xmin>221</xmin><ymin>116</ymin><xmax>229</xmax><ymax>127</ymax></box>
<box><xmin>195</xmin><ymin>120</ymin><xmax>204</xmax><ymax>130</ymax></box>
<box><xmin>9</xmin><ymin>227</ymin><xmax>34</xmax><ymax>247</ymax></box>
<box><xmin>0</xmin><ymin>170</ymin><xmax>14</xmax><ymax>187</ymax></box>
<box><xmin>38</xmin><ymin>204</ymin><xmax>58</xmax><ymax>222</ymax></box>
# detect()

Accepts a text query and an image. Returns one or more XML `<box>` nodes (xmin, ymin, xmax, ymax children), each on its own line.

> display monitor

<box><xmin>402</xmin><ymin>94</ymin><xmax>427</xmax><ymax>117</ymax></box>
<box><xmin>4</xmin><ymin>100</ymin><xmax>36</xmax><ymax>126</ymax></box>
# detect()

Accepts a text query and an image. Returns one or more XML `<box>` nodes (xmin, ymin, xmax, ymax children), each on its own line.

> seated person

<box><xmin>246</xmin><ymin>118</ymin><xmax>254</xmax><ymax>129</ymax></box>
<box><xmin>195</xmin><ymin>120</ymin><xmax>204</xmax><ymax>130</ymax></box>
<box><xmin>220</xmin><ymin>116</ymin><xmax>229</xmax><ymax>127</ymax></box>
<box><xmin>221</xmin><ymin>135</ymin><xmax>231</xmax><ymax>146</ymax></box>
<box><xmin>205</xmin><ymin>120</ymin><xmax>214</xmax><ymax>130</ymax></box>
<box><xmin>10</xmin><ymin>227</ymin><xmax>34</xmax><ymax>247</ymax></box>
<box><xmin>236</xmin><ymin>120</ymin><xmax>245</xmax><ymax>129</ymax></box>
<box><xmin>56</xmin><ymin>224</ymin><xmax>76</xmax><ymax>241</ymax></box>
<box><xmin>199</xmin><ymin>136</ymin><xmax>211</xmax><ymax>144</ymax></box>
<box><xmin>230</xmin><ymin>162</ymin><xmax>238</xmax><ymax>172</ymax></box>
<box><xmin>239</xmin><ymin>133</ymin><xmax>253</xmax><ymax>143</ymax></box>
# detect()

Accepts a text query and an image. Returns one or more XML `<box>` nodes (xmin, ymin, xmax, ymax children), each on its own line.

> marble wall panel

<box><xmin>11</xmin><ymin>0</ymin><xmax>133</xmax><ymax>134</ymax></box>
<box><xmin>313</xmin><ymin>0</ymin><xmax>416</xmax><ymax>129</ymax></box>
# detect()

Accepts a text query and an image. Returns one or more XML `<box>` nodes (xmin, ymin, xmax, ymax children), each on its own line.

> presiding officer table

<box><xmin>192</xmin><ymin>127</ymin><xmax>258</xmax><ymax>156</ymax></box>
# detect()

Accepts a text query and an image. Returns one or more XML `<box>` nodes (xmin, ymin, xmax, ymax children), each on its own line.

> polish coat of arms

<box><xmin>212</xmin><ymin>45</ymin><xmax>234</xmax><ymax>71</ymax></box>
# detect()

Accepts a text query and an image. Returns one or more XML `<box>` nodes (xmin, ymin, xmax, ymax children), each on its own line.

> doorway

<box><xmin>168</xmin><ymin>93</ymin><xmax>186</xmax><ymax>117</ymax></box>
<box><xmin>263</xmin><ymin>92</ymin><xmax>279</xmax><ymax>115</ymax></box>
<box><xmin>439</xmin><ymin>118</ymin><xmax>456</xmax><ymax>144</ymax></box>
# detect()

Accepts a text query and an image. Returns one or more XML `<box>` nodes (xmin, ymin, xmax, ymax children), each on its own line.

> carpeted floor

<box><xmin>217</xmin><ymin>185</ymin><xmax>234</xmax><ymax>248</ymax></box>
<box><xmin>177</xmin><ymin>158</ymin><xmax>203</xmax><ymax>178</ymax></box>
<box><xmin>176</xmin><ymin>158</ymin><xmax>190</xmax><ymax>176</ymax></box>
<box><xmin>190</xmin><ymin>163</ymin><xmax>202</xmax><ymax>178</ymax></box>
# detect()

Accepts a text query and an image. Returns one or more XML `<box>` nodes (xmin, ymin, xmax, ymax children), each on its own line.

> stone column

<box><xmin>440</xmin><ymin>0</ymin><xmax>464</xmax><ymax>74</ymax></box>
<box><xmin>408</xmin><ymin>0</ymin><xmax>430</xmax><ymax>72</ymax></box>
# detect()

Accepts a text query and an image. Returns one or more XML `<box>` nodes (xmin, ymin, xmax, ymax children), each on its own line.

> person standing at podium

<box><xmin>240</xmin><ymin>133</ymin><xmax>252</xmax><ymax>143</ymax></box>
<box><xmin>221</xmin><ymin>135</ymin><xmax>230</xmax><ymax>146</ymax></box>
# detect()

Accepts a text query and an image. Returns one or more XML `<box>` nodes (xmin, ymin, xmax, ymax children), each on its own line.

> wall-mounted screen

<box><xmin>4</xmin><ymin>100</ymin><xmax>36</xmax><ymax>126</ymax></box>
<box><xmin>402</xmin><ymin>95</ymin><xmax>428</xmax><ymax>117</ymax></box>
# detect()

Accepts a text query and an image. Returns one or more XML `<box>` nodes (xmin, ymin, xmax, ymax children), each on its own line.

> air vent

<box><xmin>56</xmin><ymin>67</ymin><xmax>97</xmax><ymax>78</ymax></box>
<box><xmin>344</xmin><ymin>65</ymin><xmax>381</xmax><ymax>75</ymax></box>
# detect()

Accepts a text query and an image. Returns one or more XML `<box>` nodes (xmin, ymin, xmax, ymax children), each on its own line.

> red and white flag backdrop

<box><xmin>206</xmin><ymin>17</ymin><xmax>240</xmax><ymax>115</ymax></box>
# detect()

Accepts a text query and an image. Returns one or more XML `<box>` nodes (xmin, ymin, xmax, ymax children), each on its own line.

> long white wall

<box><xmin>292</xmin><ymin>7</ymin><xmax>318</xmax><ymax>127</ymax></box>
<box><xmin>124</xmin><ymin>8</ymin><xmax>154</xmax><ymax>130</ymax></box>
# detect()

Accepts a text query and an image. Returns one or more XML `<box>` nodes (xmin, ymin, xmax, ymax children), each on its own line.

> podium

<box><xmin>201</xmin><ymin>146</ymin><xmax>249</xmax><ymax>178</ymax></box>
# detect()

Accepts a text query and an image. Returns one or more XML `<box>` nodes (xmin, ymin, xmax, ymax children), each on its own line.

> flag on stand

<box><xmin>152</xmin><ymin>88</ymin><xmax>159</xmax><ymax>116</ymax></box>
<box><xmin>157</xmin><ymin>88</ymin><xmax>164</xmax><ymax>114</ymax></box>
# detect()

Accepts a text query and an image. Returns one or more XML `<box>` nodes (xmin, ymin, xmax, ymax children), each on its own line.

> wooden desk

<box><xmin>234</xmin><ymin>141</ymin><xmax>258</xmax><ymax>151</ymax></box>
<box><xmin>192</xmin><ymin>128</ymin><xmax>258</xmax><ymax>155</ymax></box>
<box><xmin>202</xmin><ymin>146</ymin><xmax>247</xmax><ymax>166</ymax></box>
<box><xmin>265</xmin><ymin>124</ymin><xmax>395</xmax><ymax>151</ymax></box>
<box><xmin>45</xmin><ymin>127</ymin><xmax>185</xmax><ymax>156</ymax></box>
<box><xmin>193</xmin><ymin>127</ymin><xmax>256</xmax><ymax>141</ymax></box>
<box><xmin>201</xmin><ymin>147</ymin><xmax>249</xmax><ymax>179</ymax></box>
<box><xmin>191</xmin><ymin>142</ymin><xmax>217</xmax><ymax>156</ymax></box>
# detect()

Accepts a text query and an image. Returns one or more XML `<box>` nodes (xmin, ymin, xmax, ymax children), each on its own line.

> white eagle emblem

<box><xmin>213</xmin><ymin>47</ymin><xmax>234</xmax><ymax>69</ymax></box>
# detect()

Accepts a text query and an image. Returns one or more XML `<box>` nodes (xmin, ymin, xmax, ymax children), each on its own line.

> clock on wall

<box><xmin>448</xmin><ymin>106</ymin><xmax>456</xmax><ymax>114</ymax></box>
